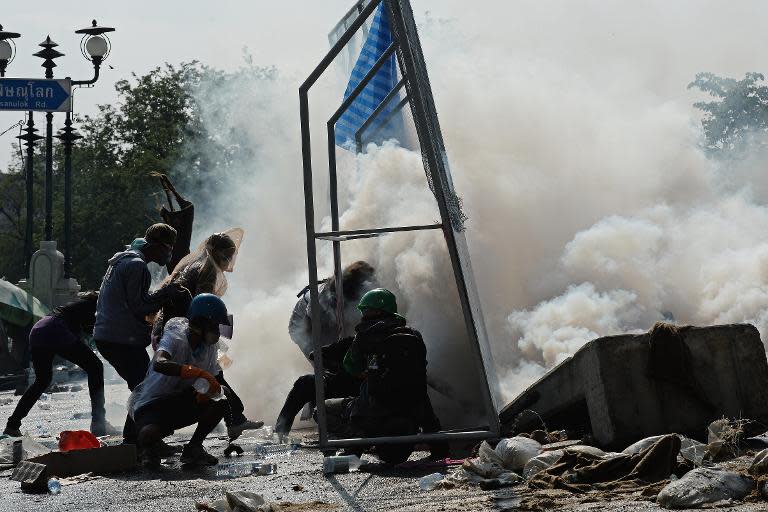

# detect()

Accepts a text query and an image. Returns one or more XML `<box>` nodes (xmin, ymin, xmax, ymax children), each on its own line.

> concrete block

<box><xmin>499</xmin><ymin>324</ymin><xmax>768</xmax><ymax>448</ymax></box>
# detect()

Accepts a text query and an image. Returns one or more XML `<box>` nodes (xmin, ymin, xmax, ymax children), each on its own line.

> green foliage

<box><xmin>0</xmin><ymin>62</ymin><xmax>222</xmax><ymax>287</ymax></box>
<box><xmin>688</xmin><ymin>72</ymin><xmax>768</xmax><ymax>156</ymax></box>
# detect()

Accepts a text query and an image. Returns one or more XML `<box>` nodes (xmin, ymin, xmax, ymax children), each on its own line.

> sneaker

<box><xmin>3</xmin><ymin>426</ymin><xmax>21</xmax><ymax>437</ymax></box>
<box><xmin>180</xmin><ymin>443</ymin><xmax>218</xmax><ymax>466</ymax></box>
<box><xmin>140</xmin><ymin>449</ymin><xmax>162</xmax><ymax>470</ymax></box>
<box><xmin>90</xmin><ymin>420</ymin><xmax>121</xmax><ymax>437</ymax></box>
<box><xmin>227</xmin><ymin>419</ymin><xmax>264</xmax><ymax>442</ymax></box>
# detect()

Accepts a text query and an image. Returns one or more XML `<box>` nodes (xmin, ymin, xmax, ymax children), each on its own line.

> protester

<box><xmin>288</xmin><ymin>261</ymin><xmax>377</xmax><ymax>359</ymax></box>
<box><xmin>131</xmin><ymin>294</ymin><xmax>231</xmax><ymax>468</ymax></box>
<box><xmin>276</xmin><ymin>261</ymin><xmax>376</xmax><ymax>437</ymax></box>
<box><xmin>339</xmin><ymin>288</ymin><xmax>445</xmax><ymax>463</ymax></box>
<box><xmin>275</xmin><ymin>335</ymin><xmax>361</xmax><ymax>438</ymax></box>
<box><xmin>3</xmin><ymin>292</ymin><xmax>117</xmax><ymax>437</ymax></box>
<box><xmin>93</xmin><ymin>223</ymin><xmax>189</xmax><ymax>443</ymax></box>
<box><xmin>151</xmin><ymin>229</ymin><xmax>263</xmax><ymax>440</ymax></box>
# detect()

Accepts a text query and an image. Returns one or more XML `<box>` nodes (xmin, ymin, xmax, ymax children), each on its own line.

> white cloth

<box><xmin>129</xmin><ymin>317</ymin><xmax>219</xmax><ymax>414</ymax></box>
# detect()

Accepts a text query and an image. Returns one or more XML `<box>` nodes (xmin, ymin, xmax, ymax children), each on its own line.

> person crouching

<box><xmin>130</xmin><ymin>293</ymin><xmax>230</xmax><ymax>468</ymax></box>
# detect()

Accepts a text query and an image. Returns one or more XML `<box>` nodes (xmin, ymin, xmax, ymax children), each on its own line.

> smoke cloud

<box><xmin>181</xmin><ymin>1</ymin><xmax>768</xmax><ymax>426</ymax></box>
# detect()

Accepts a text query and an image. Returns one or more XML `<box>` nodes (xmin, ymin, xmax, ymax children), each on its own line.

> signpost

<box><xmin>0</xmin><ymin>78</ymin><xmax>71</xmax><ymax>112</ymax></box>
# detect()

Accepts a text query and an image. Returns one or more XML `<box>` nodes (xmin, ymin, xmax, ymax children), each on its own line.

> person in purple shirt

<box><xmin>3</xmin><ymin>291</ymin><xmax>116</xmax><ymax>437</ymax></box>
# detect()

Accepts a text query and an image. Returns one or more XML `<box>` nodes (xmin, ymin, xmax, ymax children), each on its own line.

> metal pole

<box><xmin>299</xmin><ymin>88</ymin><xmax>328</xmax><ymax>447</ymax></box>
<box><xmin>60</xmin><ymin>112</ymin><xmax>75</xmax><ymax>277</ymax></box>
<box><xmin>44</xmin><ymin>112</ymin><xmax>53</xmax><ymax>240</ymax></box>
<box><xmin>328</xmin><ymin>126</ymin><xmax>345</xmax><ymax>340</ymax></box>
<box><xmin>24</xmin><ymin>112</ymin><xmax>35</xmax><ymax>274</ymax></box>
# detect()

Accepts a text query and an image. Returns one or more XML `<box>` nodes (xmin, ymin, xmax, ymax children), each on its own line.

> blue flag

<box><xmin>335</xmin><ymin>3</ymin><xmax>400</xmax><ymax>148</ymax></box>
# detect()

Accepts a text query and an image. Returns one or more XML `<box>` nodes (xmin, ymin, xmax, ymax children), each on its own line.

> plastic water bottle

<box><xmin>323</xmin><ymin>455</ymin><xmax>362</xmax><ymax>474</ymax></box>
<box><xmin>216</xmin><ymin>462</ymin><xmax>278</xmax><ymax>477</ymax></box>
<box><xmin>193</xmin><ymin>378</ymin><xmax>224</xmax><ymax>401</ymax></box>
<box><xmin>193</xmin><ymin>378</ymin><xmax>210</xmax><ymax>394</ymax></box>
<box><xmin>418</xmin><ymin>472</ymin><xmax>444</xmax><ymax>491</ymax></box>
<box><xmin>47</xmin><ymin>478</ymin><xmax>61</xmax><ymax>494</ymax></box>
<box><xmin>253</xmin><ymin>443</ymin><xmax>299</xmax><ymax>459</ymax></box>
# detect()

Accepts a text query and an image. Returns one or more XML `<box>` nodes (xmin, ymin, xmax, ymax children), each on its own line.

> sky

<box><xmin>2</xmin><ymin>0</ymin><xmax>768</xmax><ymax>169</ymax></box>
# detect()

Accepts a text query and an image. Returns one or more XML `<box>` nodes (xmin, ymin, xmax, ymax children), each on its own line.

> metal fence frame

<box><xmin>299</xmin><ymin>0</ymin><xmax>500</xmax><ymax>449</ymax></box>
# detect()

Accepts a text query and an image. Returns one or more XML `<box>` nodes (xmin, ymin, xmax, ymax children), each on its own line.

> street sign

<box><xmin>0</xmin><ymin>78</ymin><xmax>72</xmax><ymax>112</ymax></box>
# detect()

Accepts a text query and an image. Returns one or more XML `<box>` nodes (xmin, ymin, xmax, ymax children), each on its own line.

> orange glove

<box><xmin>180</xmin><ymin>365</ymin><xmax>221</xmax><ymax>395</ymax></box>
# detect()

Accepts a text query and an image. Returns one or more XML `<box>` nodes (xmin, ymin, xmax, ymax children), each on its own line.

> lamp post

<box><xmin>0</xmin><ymin>25</ymin><xmax>20</xmax><ymax>77</ymax></box>
<box><xmin>1</xmin><ymin>21</ymin><xmax>114</xmax><ymax>278</ymax></box>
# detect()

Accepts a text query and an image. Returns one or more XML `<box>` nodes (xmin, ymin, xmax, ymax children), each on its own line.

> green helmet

<box><xmin>357</xmin><ymin>288</ymin><xmax>398</xmax><ymax>314</ymax></box>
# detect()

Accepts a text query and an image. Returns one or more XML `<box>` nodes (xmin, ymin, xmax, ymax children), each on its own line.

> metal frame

<box><xmin>299</xmin><ymin>0</ymin><xmax>500</xmax><ymax>449</ymax></box>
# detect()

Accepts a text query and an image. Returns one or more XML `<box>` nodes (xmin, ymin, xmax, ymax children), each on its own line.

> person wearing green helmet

<box><xmin>336</xmin><ymin>288</ymin><xmax>445</xmax><ymax>463</ymax></box>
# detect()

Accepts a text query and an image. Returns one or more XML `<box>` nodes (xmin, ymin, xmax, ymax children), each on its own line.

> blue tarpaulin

<box><xmin>334</xmin><ymin>3</ymin><xmax>400</xmax><ymax>148</ymax></box>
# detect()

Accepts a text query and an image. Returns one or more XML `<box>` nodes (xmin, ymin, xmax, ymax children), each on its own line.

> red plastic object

<box><xmin>58</xmin><ymin>430</ymin><xmax>101</xmax><ymax>452</ymax></box>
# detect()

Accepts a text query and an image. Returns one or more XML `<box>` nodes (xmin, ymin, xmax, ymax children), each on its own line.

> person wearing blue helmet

<box><xmin>129</xmin><ymin>293</ymin><xmax>231</xmax><ymax>468</ymax></box>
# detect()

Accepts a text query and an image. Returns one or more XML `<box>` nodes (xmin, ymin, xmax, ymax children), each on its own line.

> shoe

<box><xmin>3</xmin><ymin>426</ymin><xmax>21</xmax><ymax>437</ymax></box>
<box><xmin>140</xmin><ymin>448</ymin><xmax>162</xmax><ymax>470</ymax></box>
<box><xmin>155</xmin><ymin>439</ymin><xmax>183</xmax><ymax>457</ymax></box>
<box><xmin>90</xmin><ymin>420</ymin><xmax>121</xmax><ymax>437</ymax></box>
<box><xmin>227</xmin><ymin>419</ymin><xmax>264</xmax><ymax>442</ymax></box>
<box><xmin>180</xmin><ymin>443</ymin><xmax>218</xmax><ymax>466</ymax></box>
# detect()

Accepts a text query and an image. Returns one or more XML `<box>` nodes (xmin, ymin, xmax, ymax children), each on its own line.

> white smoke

<box><xmin>181</xmin><ymin>1</ymin><xmax>768</xmax><ymax>425</ymax></box>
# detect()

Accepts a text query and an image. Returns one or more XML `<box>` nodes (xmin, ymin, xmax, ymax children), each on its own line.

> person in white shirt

<box><xmin>130</xmin><ymin>293</ymin><xmax>231</xmax><ymax>467</ymax></box>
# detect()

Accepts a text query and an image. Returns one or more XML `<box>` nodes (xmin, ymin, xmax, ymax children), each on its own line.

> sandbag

<box><xmin>623</xmin><ymin>434</ymin><xmax>706</xmax><ymax>466</ymax></box>
<box><xmin>657</xmin><ymin>468</ymin><xmax>753</xmax><ymax>509</ymax></box>
<box><xmin>494</xmin><ymin>436</ymin><xmax>542</xmax><ymax>471</ymax></box>
<box><xmin>566</xmin><ymin>445</ymin><xmax>605</xmax><ymax>457</ymax></box>
<box><xmin>523</xmin><ymin>450</ymin><xmax>563</xmax><ymax>480</ymax></box>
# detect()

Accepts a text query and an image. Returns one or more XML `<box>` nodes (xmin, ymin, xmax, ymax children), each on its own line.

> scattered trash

<box><xmin>323</xmin><ymin>454</ymin><xmax>362</xmax><ymax>474</ymax></box>
<box><xmin>0</xmin><ymin>435</ymin><xmax>50</xmax><ymax>465</ymax></box>
<box><xmin>38</xmin><ymin>402</ymin><xmax>51</xmax><ymax>410</ymax></box>
<box><xmin>493</xmin><ymin>436</ymin><xmax>542</xmax><ymax>471</ymax></box>
<box><xmin>749</xmin><ymin>448</ymin><xmax>768</xmax><ymax>476</ymax></box>
<box><xmin>529</xmin><ymin>434</ymin><xmax>680</xmax><ymax>494</ymax></box>
<box><xmin>72</xmin><ymin>412</ymin><xmax>91</xmax><ymax>419</ymax></box>
<box><xmin>657</xmin><ymin>467</ymin><xmax>753</xmax><ymax>508</ymax></box>
<box><xmin>58</xmin><ymin>430</ymin><xmax>100</xmax><ymax>452</ymax></box>
<box><xmin>68</xmin><ymin>384</ymin><xmax>83</xmax><ymax>393</ymax></box>
<box><xmin>253</xmin><ymin>442</ymin><xmax>299</xmax><ymax>459</ymax></box>
<box><xmin>10</xmin><ymin>461</ymin><xmax>48</xmax><ymax>491</ymax></box>
<box><xmin>523</xmin><ymin>449</ymin><xmax>563</xmax><ymax>480</ymax></box>
<box><xmin>707</xmin><ymin>418</ymin><xmax>746</xmax><ymax>460</ymax></box>
<box><xmin>0</xmin><ymin>397</ymin><xmax>13</xmax><ymax>406</ymax></box>
<box><xmin>418</xmin><ymin>472</ymin><xmax>445</xmax><ymax>491</ymax></box>
<box><xmin>47</xmin><ymin>477</ymin><xmax>61</xmax><ymax>494</ymax></box>
<box><xmin>27</xmin><ymin>444</ymin><xmax>137</xmax><ymax>477</ymax></box>
<box><xmin>216</xmin><ymin>462</ymin><xmax>277</xmax><ymax>478</ymax></box>
<box><xmin>624</xmin><ymin>434</ymin><xmax>707</xmax><ymax>466</ymax></box>
<box><xmin>564</xmin><ymin>444</ymin><xmax>605</xmax><ymax>457</ymax></box>
<box><xmin>292</xmin><ymin>484</ymin><xmax>304</xmax><ymax>492</ymax></box>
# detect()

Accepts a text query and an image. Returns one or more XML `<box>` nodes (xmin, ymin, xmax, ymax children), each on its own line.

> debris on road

<box><xmin>657</xmin><ymin>467</ymin><xmax>754</xmax><ymax>508</ymax></box>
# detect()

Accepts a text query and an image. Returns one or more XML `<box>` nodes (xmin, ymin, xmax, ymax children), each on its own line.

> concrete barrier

<box><xmin>499</xmin><ymin>324</ymin><xmax>768</xmax><ymax>448</ymax></box>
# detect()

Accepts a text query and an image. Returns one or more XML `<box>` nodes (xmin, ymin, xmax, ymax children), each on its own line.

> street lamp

<box><xmin>2</xmin><ymin>20</ymin><xmax>114</xmax><ymax>278</ymax></box>
<box><xmin>0</xmin><ymin>25</ymin><xmax>20</xmax><ymax>77</ymax></box>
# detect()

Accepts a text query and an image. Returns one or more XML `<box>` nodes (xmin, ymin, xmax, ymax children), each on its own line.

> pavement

<box><xmin>1</xmin><ymin>381</ymin><xmax>768</xmax><ymax>512</ymax></box>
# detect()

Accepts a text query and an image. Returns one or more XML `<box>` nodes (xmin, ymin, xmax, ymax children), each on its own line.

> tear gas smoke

<box><xmin>182</xmin><ymin>1</ymin><xmax>768</xmax><ymax>425</ymax></box>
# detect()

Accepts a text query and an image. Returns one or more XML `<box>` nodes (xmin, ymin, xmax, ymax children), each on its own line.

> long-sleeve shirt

<box><xmin>93</xmin><ymin>250</ymin><xmax>171</xmax><ymax>346</ymax></box>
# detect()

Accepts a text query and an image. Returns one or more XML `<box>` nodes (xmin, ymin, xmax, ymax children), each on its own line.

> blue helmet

<box><xmin>187</xmin><ymin>293</ymin><xmax>229</xmax><ymax>325</ymax></box>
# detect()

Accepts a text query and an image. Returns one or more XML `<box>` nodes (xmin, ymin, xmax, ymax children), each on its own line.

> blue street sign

<box><xmin>0</xmin><ymin>78</ymin><xmax>72</xmax><ymax>112</ymax></box>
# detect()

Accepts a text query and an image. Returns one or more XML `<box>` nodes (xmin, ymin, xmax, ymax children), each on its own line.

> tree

<box><xmin>688</xmin><ymin>72</ymin><xmax>768</xmax><ymax>157</ymax></box>
<box><xmin>0</xmin><ymin>63</ymin><xmax>212</xmax><ymax>287</ymax></box>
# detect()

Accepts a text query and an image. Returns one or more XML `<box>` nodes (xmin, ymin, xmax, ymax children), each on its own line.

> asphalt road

<box><xmin>1</xmin><ymin>382</ymin><xmax>767</xmax><ymax>512</ymax></box>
